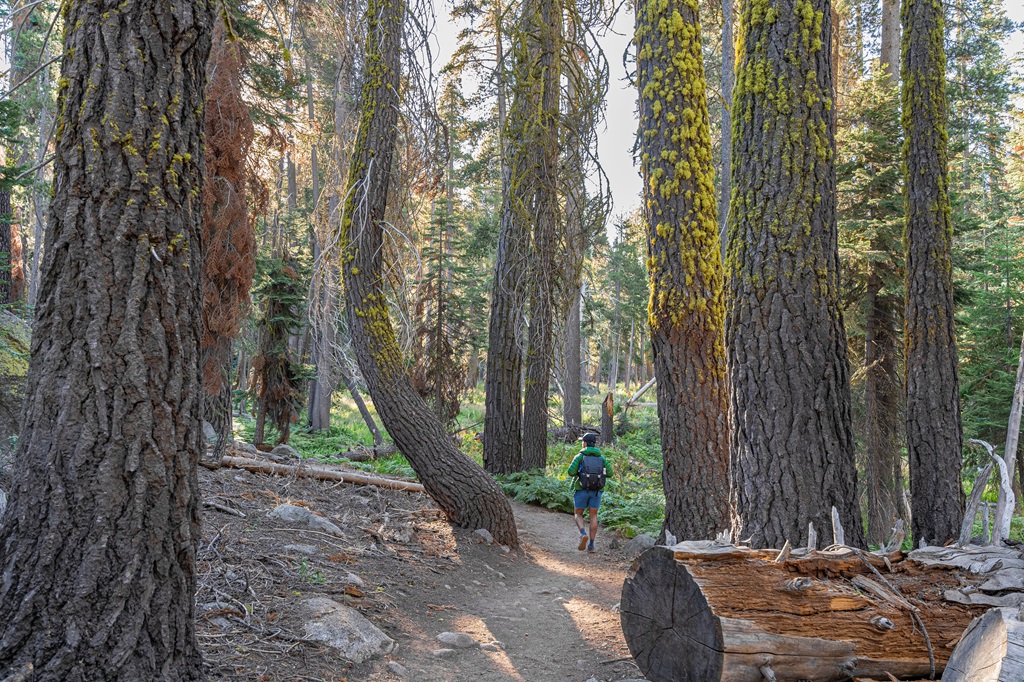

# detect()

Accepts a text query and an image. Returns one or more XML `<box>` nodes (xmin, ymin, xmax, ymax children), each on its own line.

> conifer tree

<box><xmin>727</xmin><ymin>0</ymin><xmax>864</xmax><ymax>548</ymax></box>
<box><xmin>902</xmin><ymin>0</ymin><xmax>963</xmax><ymax>545</ymax></box>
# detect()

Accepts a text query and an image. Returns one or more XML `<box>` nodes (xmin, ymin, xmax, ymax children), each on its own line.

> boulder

<box><xmin>473</xmin><ymin>528</ymin><xmax>494</xmax><ymax>544</ymax></box>
<box><xmin>301</xmin><ymin>597</ymin><xmax>395</xmax><ymax>664</ymax></box>
<box><xmin>231</xmin><ymin>441</ymin><xmax>260</xmax><ymax>457</ymax></box>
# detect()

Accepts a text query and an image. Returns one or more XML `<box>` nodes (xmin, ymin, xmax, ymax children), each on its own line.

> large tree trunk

<box><xmin>520</xmin><ymin>0</ymin><xmax>561</xmax><ymax>472</ymax></box>
<box><xmin>621</xmin><ymin>542</ymin><xmax>1017</xmax><ymax>682</ymax></box>
<box><xmin>636</xmin><ymin>0</ymin><xmax>729</xmax><ymax>540</ymax></box>
<box><xmin>880</xmin><ymin>0</ymin><xmax>900</xmax><ymax>82</ymax></box>
<box><xmin>201</xmin><ymin>19</ymin><xmax>256</xmax><ymax>457</ymax></box>
<box><xmin>0</xmin><ymin>189</ymin><xmax>11</xmax><ymax>305</ymax></box>
<box><xmin>902</xmin><ymin>0</ymin><xmax>963</xmax><ymax>546</ymax></box>
<box><xmin>340</xmin><ymin>0</ymin><xmax>518</xmax><ymax>546</ymax></box>
<box><xmin>726</xmin><ymin>0</ymin><xmax>863</xmax><ymax>549</ymax></box>
<box><xmin>0</xmin><ymin>0</ymin><xmax>211</xmax><ymax>676</ymax></box>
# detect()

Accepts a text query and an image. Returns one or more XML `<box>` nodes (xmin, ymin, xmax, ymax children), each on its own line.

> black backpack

<box><xmin>577</xmin><ymin>453</ymin><xmax>606</xmax><ymax>491</ymax></box>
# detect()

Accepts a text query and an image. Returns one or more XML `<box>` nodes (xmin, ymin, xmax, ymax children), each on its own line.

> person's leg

<box><xmin>588</xmin><ymin>507</ymin><xmax>599</xmax><ymax>548</ymax></box>
<box><xmin>573</xmin><ymin>490</ymin><xmax>590</xmax><ymax>550</ymax></box>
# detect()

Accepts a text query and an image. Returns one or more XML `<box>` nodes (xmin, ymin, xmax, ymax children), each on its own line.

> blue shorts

<box><xmin>574</xmin><ymin>490</ymin><xmax>603</xmax><ymax>510</ymax></box>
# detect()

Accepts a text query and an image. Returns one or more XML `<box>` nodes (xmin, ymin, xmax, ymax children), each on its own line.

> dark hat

<box><xmin>581</xmin><ymin>432</ymin><xmax>597</xmax><ymax>445</ymax></box>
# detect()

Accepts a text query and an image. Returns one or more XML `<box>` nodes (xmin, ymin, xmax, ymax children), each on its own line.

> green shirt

<box><xmin>568</xmin><ymin>447</ymin><xmax>613</xmax><ymax>492</ymax></box>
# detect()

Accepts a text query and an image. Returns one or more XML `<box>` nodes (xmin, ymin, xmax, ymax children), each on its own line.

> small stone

<box><xmin>473</xmin><ymin>528</ymin><xmax>494</xmax><ymax>544</ymax></box>
<box><xmin>436</xmin><ymin>631</ymin><xmax>478</xmax><ymax>649</ymax></box>
<box><xmin>576</xmin><ymin>659</ymin><xmax>588</xmax><ymax>670</ymax></box>
<box><xmin>611</xmin><ymin>602</ymin><xmax>621</xmax><ymax>613</ymax></box>
<box><xmin>480</xmin><ymin>644</ymin><xmax>499</xmax><ymax>652</ymax></box>
<box><xmin>270</xmin><ymin>504</ymin><xmax>344</xmax><ymax>537</ymax></box>
<box><xmin>490</xmin><ymin>640</ymin><xmax>505</xmax><ymax>649</ymax></box>
<box><xmin>270</xmin><ymin>443</ymin><xmax>300</xmax><ymax>458</ymax></box>
<box><xmin>210</xmin><ymin>616</ymin><xmax>233</xmax><ymax>630</ymax></box>
<box><xmin>282</xmin><ymin>544</ymin><xmax>318</xmax><ymax>556</ymax></box>
<box><xmin>432</xmin><ymin>648</ymin><xmax>458</xmax><ymax>659</ymax></box>
<box><xmin>344</xmin><ymin>572</ymin><xmax>366</xmax><ymax>588</ymax></box>
<box><xmin>585</xmin><ymin>677</ymin><xmax>599</xmax><ymax>682</ymax></box>
<box><xmin>499</xmin><ymin>545</ymin><xmax>510</xmax><ymax>553</ymax></box>
<box><xmin>387</xmin><ymin>661</ymin><xmax>407</xmax><ymax>677</ymax></box>
<box><xmin>609</xmin><ymin>536</ymin><xmax>622</xmax><ymax>550</ymax></box>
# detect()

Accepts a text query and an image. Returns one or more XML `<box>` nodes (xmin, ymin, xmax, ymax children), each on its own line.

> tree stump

<box><xmin>942</xmin><ymin>607</ymin><xmax>1024</xmax><ymax>681</ymax></box>
<box><xmin>620</xmin><ymin>542</ymin><xmax>1024</xmax><ymax>681</ymax></box>
<box><xmin>600</xmin><ymin>392</ymin><xmax>614</xmax><ymax>445</ymax></box>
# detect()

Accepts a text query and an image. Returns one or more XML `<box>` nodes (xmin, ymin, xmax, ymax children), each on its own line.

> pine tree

<box><xmin>0</xmin><ymin>0</ymin><xmax>212</xmax><ymax>675</ymax></box>
<box><xmin>727</xmin><ymin>0</ymin><xmax>864</xmax><ymax>548</ymax></box>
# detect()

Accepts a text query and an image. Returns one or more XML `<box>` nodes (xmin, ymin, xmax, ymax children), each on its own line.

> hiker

<box><xmin>568</xmin><ymin>432</ymin><xmax>612</xmax><ymax>553</ymax></box>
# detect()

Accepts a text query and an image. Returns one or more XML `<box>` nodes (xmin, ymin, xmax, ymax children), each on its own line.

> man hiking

<box><xmin>568</xmin><ymin>432</ymin><xmax>612</xmax><ymax>553</ymax></box>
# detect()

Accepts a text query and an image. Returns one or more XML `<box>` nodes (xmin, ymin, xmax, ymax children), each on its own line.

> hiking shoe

<box><xmin>578</xmin><ymin>534</ymin><xmax>589</xmax><ymax>551</ymax></box>
<box><xmin>587</xmin><ymin>541</ymin><xmax>595</xmax><ymax>553</ymax></box>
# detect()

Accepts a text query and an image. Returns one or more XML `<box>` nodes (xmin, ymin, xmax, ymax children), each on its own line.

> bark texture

<box><xmin>726</xmin><ymin>0</ymin><xmax>864</xmax><ymax>549</ymax></box>
<box><xmin>0</xmin><ymin>189</ymin><xmax>11</xmax><ymax>305</ymax></box>
<box><xmin>202</xmin><ymin>19</ymin><xmax>256</xmax><ymax>456</ymax></box>
<box><xmin>636</xmin><ymin>0</ymin><xmax>729</xmax><ymax>540</ymax></box>
<box><xmin>340</xmin><ymin>0</ymin><xmax>518</xmax><ymax>546</ymax></box>
<box><xmin>901</xmin><ymin>0</ymin><xmax>963</xmax><ymax>546</ymax></box>
<box><xmin>0</xmin><ymin>0</ymin><xmax>211</xmax><ymax>677</ymax></box>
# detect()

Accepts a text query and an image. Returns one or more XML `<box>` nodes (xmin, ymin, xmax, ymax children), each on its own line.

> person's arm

<box><xmin>603</xmin><ymin>455</ymin><xmax>612</xmax><ymax>478</ymax></box>
<box><xmin>568</xmin><ymin>454</ymin><xmax>582</xmax><ymax>477</ymax></box>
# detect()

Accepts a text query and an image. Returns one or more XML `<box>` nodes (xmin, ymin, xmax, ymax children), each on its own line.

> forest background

<box><xmin>0</xmin><ymin>0</ymin><xmax>1022</xmax><ymax>546</ymax></box>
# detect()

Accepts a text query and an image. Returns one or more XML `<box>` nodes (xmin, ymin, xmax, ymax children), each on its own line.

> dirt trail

<box><xmin>196</xmin><ymin>463</ymin><xmax>645</xmax><ymax>682</ymax></box>
<box><xmin>377</xmin><ymin>502</ymin><xmax>644</xmax><ymax>681</ymax></box>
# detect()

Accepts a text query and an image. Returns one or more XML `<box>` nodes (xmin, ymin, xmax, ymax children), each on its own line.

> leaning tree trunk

<box><xmin>520</xmin><ymin>0</ymin><xmax>562</xmax><ymax>472</ymax></box>
<box><xmin>636</xmin><ymin>0</ymin><xmax>729</xmax><ymax>540</ymax></box>
<box><xmin>726</xmin><ymin>0</ymin><xmax>864</xmax><ymax>549</ymax></box>
<box><xmin>0</xmin><ymin>0</ymin><xmax>211</xmax><ymax>677</ymax></box>
<box><xmin>621</xmin><ymin>542</ymin><xmax>1021</xmax><ymax>682</ymax></box>
<box><xmin>340</xmin><ymin>0</ymin><xmax>518</xmax><ymax>546</ymax></box>
<box><xmin>902</xmin><ymin>0</ymin><xmax>963</xmax><ymax>546</ymax></box>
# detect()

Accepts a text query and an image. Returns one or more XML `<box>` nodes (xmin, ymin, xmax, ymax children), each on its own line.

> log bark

<box><xmin>620</xmin><ymin>542</ymin><xmax>1024</xmax><ymax>681</ymax></box>
<box><xmin>212</xmin><ymin>456</ymin><xmax>425</xmax><ymax>493</ymax></box>
<box><xmin>942</xmin><ymin>607</ymin><xmax>1024</xmax><ymax>682</ymax></box>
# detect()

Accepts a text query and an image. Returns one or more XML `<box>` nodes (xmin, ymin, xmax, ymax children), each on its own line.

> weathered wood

<box><xmin>959</xmin><ymin>463</ymin><xmax>994</xmax><ymax>546</ymax></box>
<box><xmin>968</xmin><ymin>440</ymin><xmax>1015</xmax><ymax>544</ymax></box>
<box><xmin>213</xmin><ymin>456</ymin><xmax>426</xmax><ymax>493</ymax></box>
<box><xmin>621</xmin><ymin>542</ymin><xmax>1005</xmax><ymax>681</ymax></box>
<box><xmin>600</xmin><ymin>393</ymin><xmax>614</xmax><ymax>445</ymax></box>
<box><xmin>942</xmin><ymin>607</ymin><xmax>1024</xmax><ymax>681</ymax></box>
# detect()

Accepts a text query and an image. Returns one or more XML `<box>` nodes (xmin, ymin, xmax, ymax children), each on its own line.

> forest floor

<box><xmin>197</xmin><ymin>452</ymin><xmax>647</xmax><ymax>682</ymax></box>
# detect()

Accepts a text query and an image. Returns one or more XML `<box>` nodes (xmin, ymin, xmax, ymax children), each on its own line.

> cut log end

<box><xmin>620</xmin><ymin>546</ymin><xmax>725</xmax><ymax>681</ymax></box>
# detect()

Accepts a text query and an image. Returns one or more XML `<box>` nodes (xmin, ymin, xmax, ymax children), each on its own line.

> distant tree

<box><xmin>636</xmin><ymin>0</ymin><xmax>729</xmax><ymax>540</ymax></box>
<box><xmin>727</xmin><ymin>0</ymin><xmax>864</xmax><ymax>548</ymax></box>
<box><xmin>203</xmin><ymin>18</ymin><xmax>256</xmax><ymax>457</ymax></box>
<box><xmin>340</xmin><ymin>0</ymin><xmax>519</xmax><ymax>545</ymax></box>
<box><xmin>902</xmin><ymin>0</ymin><xmax>963</xmax><ymax>545</ymax></box>
<box><xmin>0</xmin><ymin>0</ymin><xmax>212</xmax><ymax>676</ymax></box>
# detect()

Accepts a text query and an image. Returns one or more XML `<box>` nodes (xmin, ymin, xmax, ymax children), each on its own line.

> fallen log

<box><xmin>620</xmin><ymin>541</ymin><xmax>1024</xmax><ymax>681</ymax></box>
<box><xmin>942</xmin><ymin>607</ymin><xmax>1024</xmax><ymax>681</ymax></box>
<box><xmin>210</xmin><ymin>455</ymin><xmax>426</xmax><ymax>493</ymax></box>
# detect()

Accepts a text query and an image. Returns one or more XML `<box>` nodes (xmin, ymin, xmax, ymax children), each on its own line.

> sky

<box><xmin>430</xmin><ymin>1</ymin><xmax>1024</xmax><ymax>221</ymax></box>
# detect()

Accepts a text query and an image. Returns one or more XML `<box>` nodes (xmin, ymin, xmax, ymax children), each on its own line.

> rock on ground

<box><xmin>432</xmin><ymin>649</ymin><xmax>458</xmax><ymax>659</ymax></box>
<box><xmin>436</xmin><ymin>631</ymin><xmax>478</xmax><ymax>649</ymax></box>
<box><xmin>623</xmin><ymin>534</ymin><xmax>656</xmax><ymax>557</ymax></box>
<box><xmin>301</xmin><ymin>597</ymin><xmax>395</xmax><ymax>664</ymax></box>
<box><xmin>271</xmin><ymin>443</ymin><xmax>300</xmax><ymax>458</ymax></box>
<box><xmin>387</xmin><ymin>661</ymin><xmax>407</xmax><ymax>677</ymax></box>
<box><xmin>473</xmin><ymin>528</ymin><xmax>494</xmax><ymax>544</ymax></box>
<box><xmin>270</xmin><ymin>503</ymin><xmax>344</xmax><ymax>537</ymax></box>
<box><xmin>282</xmin><ymin>544</ymin><xmax>318</xmax><ymax>556</ymax></box>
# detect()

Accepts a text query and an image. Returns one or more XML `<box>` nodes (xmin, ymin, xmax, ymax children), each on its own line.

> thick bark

<box><xmin>636</xmin><ymin>0</ymin><xmax>731</xmax><ymax>540</ymax></box>
<box><xmin>341</xmin><ymin>0</ymin><xmax>518</xmax><ymax>546</ymax></box>
<box><xmin>902</xmin><ymin>0</ymin><xmax>963</xmax><ymax>546</ymax></box>
<box><xmin>726</xmin><ymin>0</ymin><xmax>864</xmax><ymax>549</ymax></box>
<box><xmin>864</xmin><ymin>271</ymin><xmax>903</xmax><ymax>545</ymax></box>
<box><xmin>0</xmin><ymin>0</ymin><xmax>211</xmax><ymax>676</ymax></box>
